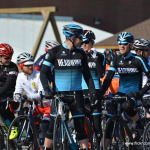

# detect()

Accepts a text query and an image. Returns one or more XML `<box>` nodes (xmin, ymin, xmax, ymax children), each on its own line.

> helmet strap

<box><xmin>69</xmin><ymin>37</ymin><xmax>76</xmax><ymax>49</ymax></box>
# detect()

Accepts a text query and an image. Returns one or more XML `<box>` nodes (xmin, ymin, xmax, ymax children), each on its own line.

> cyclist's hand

<box><xmin>45</xmin><ymin>90</ymin><xmax>53</xmax><ymax>99</ymax></box>
<box><xmin>90</xmin><ymin>93</ymin><xmax>99</xmax><ymax>108</ymax></box>
<box><xmin>14</xmin><ymin>93</ymin><xmax>22</xmax><ymax>102</ymax></box>
<box><xmin>127</xmin><ymin>92</ymin><xmax>141</xmax><ymax>100</ymax></box>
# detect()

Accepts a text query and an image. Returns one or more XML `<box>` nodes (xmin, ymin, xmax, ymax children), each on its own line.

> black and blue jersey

<box><xmin>40</xmin><ymin>43</ymin><xmax>96</xmax><ymax>94</ymax></box>
<box><xmin>102</xmin><ymin>52</ymin><xmax>150</xmax><ymax>95</ymax></box>
<box><xmin>82</xmin><ymin>49</ymin><xmax>105</xmax><ymax>90</ymax></box>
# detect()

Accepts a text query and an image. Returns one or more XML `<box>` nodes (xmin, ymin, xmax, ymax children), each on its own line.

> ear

<box><xmin>70</xmin><ymin>37</ymin><xmax>74</xmax><ymax>42</ymax></box>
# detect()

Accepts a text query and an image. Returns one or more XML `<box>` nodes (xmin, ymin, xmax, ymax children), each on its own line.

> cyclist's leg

<box><xmin>71</xmin><ymin>91</ymin><xmax>89</xmax><ymax>149</ymax></box>
<box><xmin>43</xmin><ymin>101</ymin><xmax>55</xmax><ymax>149</ymax></box>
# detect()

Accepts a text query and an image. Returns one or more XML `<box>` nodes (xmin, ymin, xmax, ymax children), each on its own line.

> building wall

<box><xmin>0</xmin><ymin>0</ymin><xmax>150</xmax><ymax>33</ymax></box>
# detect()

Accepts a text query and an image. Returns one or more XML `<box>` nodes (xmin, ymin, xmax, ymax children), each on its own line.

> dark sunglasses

<box><xmin>119</xmin><ymin>43</ymin><xmax>128</xmax><ymax>46</ymax></box>
<box><xmin>3</xmin><ymin>57</ymin><xmax>12</xmax><ymax>60</ymax></box>
<box><xmin>23</xmin><ymin>65</ymin><xmax>33</xmax><ymax>67</ymax></box>
<box><xmin>82</xmin><ymin>40</ymin><xmax>90</xmax><ymax>45</ymax></box>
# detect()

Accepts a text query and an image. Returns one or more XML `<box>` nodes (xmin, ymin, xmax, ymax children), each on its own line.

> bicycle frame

<box><xmin>56</xmin><ymin>98</ymin><xmax>77</xmax><ymax>150</ymax></box>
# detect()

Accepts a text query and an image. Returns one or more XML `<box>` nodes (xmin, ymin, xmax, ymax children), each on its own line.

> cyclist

<box><xmin>10</xmin><ymin>52</ymin><xmax>52</xmax><ymax>143</ymax></box>
<box><xmin>101</xmin><ymin>32</ymin><xmax>150</xmax><ymax>141</ymax></box>
<box><xmin>101</xmin><ymin>49</ymin><xmax>119</xmax><ymax>97</ymax></box>
<box><xmin>134</xmin><ymin>38</ymin><xmax>150</xmax><ymax>88</ymax></box>
<box><xmin>81</xmin><ymin>30</ymin><xmax>105</xmax><ymax>149</ymax></box>
<box><xmin>0</xmin><ymin>43</ymin><xmax>18</xmax><ymax>127</ymax></box>
<box><xmin>40</xmin><ymin>24</ymin><xmax>98</xmax><ymax>150</ymax></box>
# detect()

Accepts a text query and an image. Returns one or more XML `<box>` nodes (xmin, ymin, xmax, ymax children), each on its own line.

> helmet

<box><xmin>83</xmin><ymin>30</ymin><xmax>95</xmax><ymax>42</ymax></box>
<box><xmin>17</xmin><ymin>52</ymin><xmax>33</xmax><ymax>65</ymax></box>
<box><xmin>63</xmin><ymin>24</ymin><xmax>84</xmax><ymax>38</ymax></box>
<box><xmin>133</xmin><ymin>38</ymin><xmax>150</xmax><ymax>51</ymax></box>
<box><xmin>45</xmin><ymin>40</ymin><xmax>60</xmax><ymax>53</ymax></box>
<box><xmin>117</xmin><ymin>32</ymin><xmax>134</xmax><ymax>44</ymax></box>
<box><xmin>104</xmin><ymin>49</ymin><xmax>117</xmax><ymax>65</ymax></box>
<box><xmin>0</xmin><ymin>43</ymin><xmax>13</xmax><ymax>57</ymax></box>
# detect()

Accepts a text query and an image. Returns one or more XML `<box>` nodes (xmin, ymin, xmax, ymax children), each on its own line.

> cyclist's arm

<box><xmin>82</xmin><ymin>51</ymin><xmax>96</xmax><ymax>94</ymax></box>
<box><xmin>101</xmin><ymin>57</ymin><xmax>117</xmax><ymax>96</ymax></box>
<box><xmin>96</xmin><ymin>53</ymin><xmax>106</xmax><ymax>78</ymax></box>
<box><xmin>40</xmin><ymin>51</ymin><xmax>53</xmax><ymax>92</ymax></box>
<box><xmin>0</xmin><ymin>65</ymin><xmax>18</xmax><ymax>96</ymax></box>
<box><xmin>137</xmin><ymin>56</ymin><xmax>150</xmax><ymax>96</ymax></box>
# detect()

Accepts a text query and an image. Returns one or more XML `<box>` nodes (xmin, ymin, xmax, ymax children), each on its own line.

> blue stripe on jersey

<box><xmin>43</xmin><ymin>60</ymin><xmax>53</xmax><ymax>67</ymax></box>
<box><xmin>62</xmin><ymin>43</ymin><xmax>69</xmax><ymax>49</ymax></box>
<box><xmin>82</xmin><ymin>70</ymin><xmax>100</xmax><ymax>90</ymax></box>
<box><xmin>134</xmin><ymin>56</ymin><xmax>149</xmax><ymax>72</ymax></box>
<box><xmin>55</xmin><ymin>69</ymin><xmax>82</xmax><ymax>91</ymax></box>
<box><xmin>109</xmin><ymin>67</ymin><xmax>117</xmax><ymax>72</ymax></box>
<box><xmin>118</xmin><ymin>74</ymin><xmax>140</xmax><ymax>94</ymax></box>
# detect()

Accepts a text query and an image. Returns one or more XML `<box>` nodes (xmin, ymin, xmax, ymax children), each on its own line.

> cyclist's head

<box><xmin>0</xmin><ymin>43</ymin><xmax>14</xmax><ymax>65</ymax></box>
<box><xmin>117</xmin><ymin>32</ymin><xmax>134</xmax><ymax>56</ymax></box>
<box><xmin>104</xmin><ymin>49</ymin><xmax>117</xmax><ymax>65</ymax></box>
<box><xmin>17</xmin><ymin>52</ymin><xmax>34</xmax><ymax>74</ymax></box>
<box><xmin>63</xmin><ymin>24</ymin><xmax>83</xmax><ymax>48</ymax></box>
<box><xmin>82</xmin><ymin>30</ymin><xmax>95</xmax><ymax>53</ymax></box>
<box><xmin>45</xmin><ymin>40</ymin><xmax>60</xmax><ymax>53</ymax></box>
<box><xmin>133</xmin><ymin>38</ymin><xmax>150</xmax><ymax>58</ymax></box>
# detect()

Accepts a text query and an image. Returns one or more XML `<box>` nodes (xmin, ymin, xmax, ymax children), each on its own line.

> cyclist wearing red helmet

<box><xmin>0</xmin><ymin>43</ymin><xmax>18</xmax><ymax>127</ymax></box>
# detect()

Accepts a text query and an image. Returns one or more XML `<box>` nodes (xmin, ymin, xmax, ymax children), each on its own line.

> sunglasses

<box><xmin>82</xmin><ymin>40</ymin><xmax>90</xmax><ymax>45</ymax></box>
<box><xmin>23</xmin><ymin>65</ymin><xmax>33</xmax><ymax>67</ymax></box>
<box><xmin>3</xmin><ymin>57</ymin><xmax>12</xmax><ymax>60</ymax></box>
<box><xmin>119</xmin><ymin>43</ymin><xmax>128</xmax><ymax>46</ymax></box>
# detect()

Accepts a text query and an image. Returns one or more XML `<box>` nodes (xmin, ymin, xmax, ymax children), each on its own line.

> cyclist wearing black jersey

<box><xmin>0</xmin><ymin>43</ymin><xmax>18</xmax><ymax>126</ymax></box>
<box><xmin>40</xmin><ymin>24</ymin><xmax>98</xmax><ymax>150</ymax></box>
<box><xmin>101</xmin><ymin>32</ymin><xmax>150</xmax><ymax>139</ymax></box>
<box><xmin>82</xmin><ymin>30</ymin><xmax>105</xmax><ymax>149</ymax></box>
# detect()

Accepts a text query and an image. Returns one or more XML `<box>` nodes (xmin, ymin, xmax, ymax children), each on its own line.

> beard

<box><xmin>23</xmin><ymin>68</ymin><xmax>33</xmax><ymax>75</ymax></box>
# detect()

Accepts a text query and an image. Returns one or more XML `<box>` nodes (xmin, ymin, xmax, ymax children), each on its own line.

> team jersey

<box><xmin>101</xmin><ymin>52</ymin><xmax>150</xmax><ymax>95</ymax></box>
<box><xmin>40</xmin><ymin>43</ymin><xmax>96</xmax><ymax>93</ymax></box>
<box><xmin>14</xmin><ymin>69</ymin><xmax>51</xmax><ymax>100</ymax></box>
<box><xmin>82</xmin><ymin>48</ymin><xmax>105</xmax><ymax>90</ymax></box>
<box><xmin>34</xmin><ymin>54</ymin><xmax>45</xmax><ymax>71</ymax></box>
<box><xmin>0</xmin><ymin>62</ymin><xmax>18</xmax><ymax>100</ymax></box>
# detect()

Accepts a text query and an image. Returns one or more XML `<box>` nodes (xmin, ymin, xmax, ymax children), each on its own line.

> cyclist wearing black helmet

<box><xmin>101</xmin><ymin>32</ymin><xmax>150</xmax><ymax>141</ymax></box>
<box><xmin>82</xmin><ymin>30</ymin><xmax>105</xmax><ymax>149</ymax></box>
<box><xmin>40</xmin><ymin>24</ymin><xmax>98</xmax><ymax>150</ymax></box>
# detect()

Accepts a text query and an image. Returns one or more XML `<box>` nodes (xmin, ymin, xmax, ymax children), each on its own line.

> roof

<box><xmin>94</xmin><ymin>18</ymin><xmax>150</xmax><ymax>49</ymax></box>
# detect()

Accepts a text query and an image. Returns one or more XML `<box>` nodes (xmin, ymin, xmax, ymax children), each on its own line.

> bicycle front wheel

<box><xmin>53</xmin><ymin>115</ymin><xmax>69</xmax><ymax>150</ymax></box>
<box><xmin>103</xmin><ymin>116</ymin><xmax>134</xmax><ymax>150</ymax></box>
<box><xmin>7</xmin><ymin>115</ymin><xmax>39</xmax><ymax>150</ymax></box>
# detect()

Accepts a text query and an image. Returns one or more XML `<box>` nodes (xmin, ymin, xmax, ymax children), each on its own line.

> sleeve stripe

<box><xmin>43</xmin><ymin>60</ymin><xmax>53</xmax><ymax>67</ymax></box>
<box><xmin>109</xmin><ymin>67</ymin><xmax>117</xmax><ymax>72</ymax></box>
<box><xmin>135</xmin><ymin>56</ymin><xmax>149</xmax><ymax>72</ymax></box>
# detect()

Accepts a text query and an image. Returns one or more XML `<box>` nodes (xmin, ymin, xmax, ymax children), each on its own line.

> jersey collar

<box><xmin>62</xmin><ymin>43</ymin><xmax>69</xmax><ymax>49</ymax></box>
<box><xmin>122</xmin><ymin>52</ymin><xmax>132</xmax><ymax>59</ymax></box>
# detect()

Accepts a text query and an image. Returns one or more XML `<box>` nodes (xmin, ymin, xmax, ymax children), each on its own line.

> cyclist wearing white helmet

<box><xmin>40</xmin><ymin>24</ymin><xmax>98</xmax><ymax>150</ymax></box>
<box><xmin>11</xmin><ymin>52</ymin><xmax>52</xmax><ymax>144</ymax></box>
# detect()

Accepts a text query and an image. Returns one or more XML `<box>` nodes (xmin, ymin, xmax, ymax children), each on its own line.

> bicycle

<box><xmin>142</xmin><ymin>95</ymin><xmax>150</xmax><ymax>150</ymax></box>
<box><xmin>0</xmin><ymin>97</ymin><xmax>17</xmax><ymax>150</ymax></box>
<box><xmin>6</xmin><ymin>96</ymin><xmax>44</xmax><ymax>150</ymax></box>
<box><xmin>52</xmin><ymin>94</ymin><xmax>93</xmax><ymax>150</ymax></box>
<box><xmin>103</xmin><ymin>96</ymin><xmax>136</xmax><ymax>150</ymax></box>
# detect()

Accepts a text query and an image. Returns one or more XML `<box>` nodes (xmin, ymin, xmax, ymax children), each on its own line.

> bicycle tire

<box><xmin>103</xmin><ymin>116</ymin><xmax>134</xmax><ymax>150</ymax></box>
<box><xmin>143</xmin><ymin>121</ymin><xmax>150</xmax><ymax>150</ymax></box>
<box><xmin>53</xmin><ymin>115</ymin><xmax>68</xmax><ymax>150</ymax></box>
<box><xmin>7</xmin><ymin>115</ymin><xmax>39</xmax><ymax>150</ymax></box>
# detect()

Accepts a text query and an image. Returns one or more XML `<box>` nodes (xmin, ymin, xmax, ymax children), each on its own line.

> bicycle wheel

<box><xmin>143</xmin><ymin>121</ymin><xmax>150</xmax><ymax>150</ymax></box>
<box><xmin>103</xmin><ymin>117</ymin><xmax>134</xmax><ymax>150</ymax></box>
<box><xmin>7</xmin><ymin>115</ymin><xmax>39</xmax><ymax>150</ymax></box>
<box><xmin>0</xmin><ymin>126</ymin><xmax>7</xmax><ymax>149</ymax></box>
<box><xmin>53</xmin><ymin>116</ymin><xmax>68</xmax><ymax>150</ymax></box>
